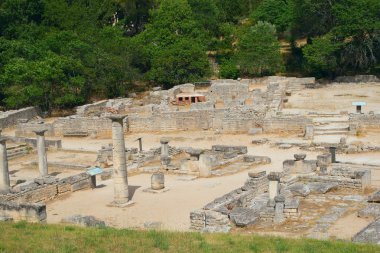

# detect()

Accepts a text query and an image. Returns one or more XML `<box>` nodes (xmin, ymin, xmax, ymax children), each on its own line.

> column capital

<box><xmin>160</xmin><ymin>137</ymin><xmax>170</xmax><ymax>144</ymax></box>
<box><xmin>0</xmin><ymin>137</ymin><xmax>7</xmax><ymax>144</ymax></box>
<box><xmin>107</xmin><ymin>114</ymin><xmax>127</xmax><ymax>122</ymax></box>
<box><xmin>33</xmin><ymin>129</ymin><xmax>48</xmax><ymax>135</ymax></box>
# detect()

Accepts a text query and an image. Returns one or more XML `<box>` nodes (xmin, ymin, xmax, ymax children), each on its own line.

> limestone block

<box><xmin>199</xmin><ymin>154</ymin><xmax>218</xmax><ymax>177</ymax></box>
<box><xmin>248</xmin><ymin>128</ymin><xmax>263</xmax><ymax>135</ymax></box>
<box><xmin>211</xmin><ymin>145</ymin><xmax>247</xmax><ymax>154</ymax></box>
<box><xmin>0</xmin><ymin>201</ymin><xmax>46</xmax><ymax>222</ymax></box>
<box><xmin>229</xmin><ymin>207</ymin><xmax>259</xmax><ymax>227</ymax></box>
<box><xmin>244</xmin><ymin>156</ymin><xmax>271</xmax><ymax>164</ymax></box>
<box><xmin>352</xmin><ymin>218</ymin><xmax>380</xmax><ymax>244</ymax></box>
<box><xmin>308</xmin><ymin>182</ymin><xmax>338</xmax><ymax>194</ymax></box>
<box><xmin>368</xmin><ymin>190</ymin><xmax>380</xmax><ymax>203</ymax></box>
<box><xmin>61</xmin><ymin>215</ymin><xmax>106</xmax><ymax>227</ymax></box>
<box><xmin>180</xmin><ymin>159</ymin><xmax>199</xmax><ymax>172</ymax></box>
<box><xmin>288</xmin><ymin>183</ymin><xmax>310</xmax><ymax>197</ymax></box>
<box><xmin>358</xmin><ymin>204</ymin><xmax>380</xmax><ymax>219</ymax></box>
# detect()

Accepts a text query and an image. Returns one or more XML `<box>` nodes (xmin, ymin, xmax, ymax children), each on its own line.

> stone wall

<box><xmin>0</xmin><ymin>201</ymin><xmax>46</xmax><ymax>222</ymax></box>
<box><xmin>190</xmin><ymin>172</ymin><xmax>268</xmax><ymax>232</ymax></box>
<box><xmin>263</xmin><ymin>115</ymin><xmax>312</xmax><ymax>133</ymax></box>
<box><xmin>128</xmin><ymin>107</ymin><xmax>265</xmax><ymax>133</ymax></box>
<box><xmin>53</xmin><ymin>116</ymin><xmax>118</xmax><ymax>137</ymax></box>
<box><xmin>0</xmin><ymin>173</ymin><xmax>93</xmax><ymax>203</ymax></box>
<box><xmin>335</xmin><ymin>75</ymin><xmax>379</xmax><ymax>83</ymax></box>
<box><xmin>9</xmin><ymin>136</ymin><xmax>62</xmax><ymax>149</ymax></box>
<box><xmin>0</xmin><ymin>107</ymin><xmax>40</xmax><ymax>129</ymax></box>
<box><xmin>15</xmin><ymin>122</ymin><xmax>55</xmax><ymax>137</ymax></box>
<box><xmin>350</xmin><ymin>113</ymin><xmax>380</xmax><ymax>130</ymax></box>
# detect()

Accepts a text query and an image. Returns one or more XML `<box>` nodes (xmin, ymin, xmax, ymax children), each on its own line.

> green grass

<box><xmin>0</xmin><ymin>221</ymin><xmax>379</xmax><ymax>253</ymax></box>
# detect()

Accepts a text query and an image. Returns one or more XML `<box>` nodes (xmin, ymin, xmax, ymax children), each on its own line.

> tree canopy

<box><xmin>0</xmin><ymin>0</ymin><xmax>379</xmax><ymax>111</ymax></box>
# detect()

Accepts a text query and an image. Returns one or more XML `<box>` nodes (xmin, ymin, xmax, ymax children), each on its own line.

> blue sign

<box><xmin>87</xmin><ymin>167</ymin><xmax>104</xmax><ymax>176</ymax></box>
<box><xmin>352</xmin><ymin>102</ymin><xmax>367</xmax><ymax>106</ymax></box>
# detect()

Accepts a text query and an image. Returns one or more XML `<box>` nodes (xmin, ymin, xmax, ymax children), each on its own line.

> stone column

<box><xmin>274</xmin><ymin>195</ymin><xmax>285</xmax><ymax>224</ymax></box>
<box><xmin>34</xmin><ymin>129</ymin><xmax>48</xmax><ymax>176</ymax></box>
<box><xmin>137</xmin><ymin>137</ymin><xmax>143</xmax><ymax>152</ymax></box>
<box><xmin>0</xmin><ymin>137</ymin><xmax>10</xmax><ymax>194</ymax></box>
<box><xmin>329</xmin><ymin>147</ymin><xmax>337</xmax><ymax>163</ymax></box>
<box><xmin>304</xmin><ymin>125</ymin><xmax>314</xmax><ymax>140</ymax></box>
<box><xmin>109</xmin><ymin>115</ymin><xmax>129</xmax><ymax>205</ymax></box>
<box><xmin>292</xmin><ymin>153</ymin><xmax>307</xmax><ymax>174</ymax></box>
<box><xmin>151</xmin><ymin>172</ymin><xmax>165</xmax><ymax>190</ymax></box>
<box><xmin>160</xmin><ymin>138</ymin><xmax>170</xmax><ymax>167</ymax></box>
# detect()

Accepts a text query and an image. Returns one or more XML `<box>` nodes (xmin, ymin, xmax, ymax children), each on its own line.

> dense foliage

<box><xmin>0</xmin><ymin>0</ymin><xmax>379</xmax><ymax>111</ymax></box>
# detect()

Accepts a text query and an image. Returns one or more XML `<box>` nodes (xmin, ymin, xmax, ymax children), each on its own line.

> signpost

<box><xmin>86</xmin><ymin>167</ymin><xmax>104</xmax><ymax>188</ymax></box>
<box><xmin>352</xmin><ymin>102</ymin><xmax>367</xmax><ymax>114</ymax></box>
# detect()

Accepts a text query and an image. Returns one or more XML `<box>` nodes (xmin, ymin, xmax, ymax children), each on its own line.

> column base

<box><xmin>107</xmin><ymin>200</ymin><xmax>135</xmax><ymax>208</ymax></box>
<box><xmin>143</xmin><ymin>187</ymin><xmax>170</xmax><ymax>194</ymax></box>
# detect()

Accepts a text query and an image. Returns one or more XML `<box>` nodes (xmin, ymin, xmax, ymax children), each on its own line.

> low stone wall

<box><xmin>263</xmin><ymin>115</ymin><xmax>312</xmax><ymax>133</ymax></box>
<box><xmin>335</xmin><ymin>75</ymin><xmax>379</xmax><ymax>83</ymax></box>
<box><xmin>0</xmin><ymin>201</ymin><xmax>46</xmax><ymax>222</ymax></box>
<box><xmin>350</xmin><ymin>113</ymin><xmax>380</xmax><ymax>130</ymax></box>
<box><xmin>298</xmin><ymin>175</ymin><xmax>366</xmax><ymax>190</ymax></box>
<box><xmin>0</xmin><ymin>173</ymin><xmax>93</xmax><ymax>203</ymax></box>
<box><xmin>190</xmin><ymin>172</ymin><xmax>268</xmax><ymax>232</ymax></box>
<box><xmin>0</xmin><ymin>107</ymin><xmax>40</xmax><ymax>129</ymax></box>
<box><xmin>129</xmin><ymin>107</ymin><xmax>265</xmax><ymax>133</ymax></box>
<box><xmin>53</xmin><ymin>116</ymin><xmax>119</xmax><ymax>137</ymax></box>
<box><xmin>9</xmin><ymin>136</ymin><xmax>62</xmax><ymax>149</ymax></box>
<box><xmin>15</xmin><ymin>122</ymin><xmax>55</xmax><ymax>137</ymax></box>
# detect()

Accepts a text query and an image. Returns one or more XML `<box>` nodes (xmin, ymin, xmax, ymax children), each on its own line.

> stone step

<box><xmin>314</xmin><ymin>131</ymin><xmax>349</xmax><ymax>136</ymax></box>
<box><xmin>314</xmin><ymin>125</ymin><xmax>349</xmax><ymax>131</ymax></box>
<box><xmin>312</xmin><ymin>118</ymin><xmax>349</xmax><ymax>124</ymax></box>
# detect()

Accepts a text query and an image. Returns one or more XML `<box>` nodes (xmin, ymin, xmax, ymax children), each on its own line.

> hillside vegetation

<box><xmin>0</xmin><ymin>222</ymin><xmax>379</xmax><ymax>253</ymax></box>
<box><xmin>0</xmin><ymin>0</ymin><xmax>379</xmax><ymax>111</ymax></box>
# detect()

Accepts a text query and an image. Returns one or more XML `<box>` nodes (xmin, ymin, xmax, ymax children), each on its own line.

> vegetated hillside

<box><xmin>0</xmin><ymin>0</ymin><xmax>379</xmax><ymax>112</ymax></box>
<box><xmin>0</xmin><ymin>221</ymin><xmax>379</xmax><ymax>253</ymax></box>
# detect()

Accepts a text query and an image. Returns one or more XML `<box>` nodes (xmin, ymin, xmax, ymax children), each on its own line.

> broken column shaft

<box><xmin>160</xmin><ymin>138</ymin><xmax>171</xmax><ymax>167</ymax></box>
<box><xmin>34</xmin><ymin>129</ymin><xmax>48</xmax><ymax>176</ymax></box>
<box><xmin>109</xmin><ymin>115</ymin><xmax>129</xmax><ymax>205</ymax></box>
<box><xmin>329</xmin><ymin>147</ymin><xmax>337</xmax><ymax>163</ymax></box>
<box><xmin>0</xmin><ymin>138</ymin><xmax>10</xmax><ymax>194</ymax></box>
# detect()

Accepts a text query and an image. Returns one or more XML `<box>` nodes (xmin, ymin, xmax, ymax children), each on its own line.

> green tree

<box><xmin>235</xmin><ymin>21</ymin><xmax>283</xmax><ymax>76</ymax></box>
<box><xmin>303</xmin><ymin>34</ymin><xmax>340</xmax><ymax>77</ymax></box>
<box><xmin>136</xmin><ymin>0</ymin><xmax>210</xmax><ymax>87</ymax></box>
<box><xmin>0</xmin><ymin>54</ymin><xmax>85</xmax><ymax>110</ymax></box>
<box><xmin>332</xmin><ymin>0</ymin><xmax>380</xmax><ymax>72</ymax></box>
<box><xmin>147</xmin><ymin>39</ymin><xmax>210</xmax><ymax>88</ymax></box>
<box><xmin>251</xmin><ymin>0</ymin><xmax>293</xmax><ymax>34</ymax></box>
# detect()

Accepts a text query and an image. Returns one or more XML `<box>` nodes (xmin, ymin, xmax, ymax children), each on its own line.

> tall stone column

<box><xmin>33</xmin><ymin>129</ymin><xmax>48</xmax><ymax>176</ymax></box>
<box><xmin>0</xmin><ymin>137</ymin><xmax>10</xmax><ymax>194</ymax></box>
<box><xmin>108</xmin><ymin>115</ymin><xmax>129</xmax><ymax>205</ymax></box>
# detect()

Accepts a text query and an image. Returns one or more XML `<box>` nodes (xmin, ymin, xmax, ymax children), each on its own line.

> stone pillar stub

<box><xmin>108</xmin><ymin>115</ymin><xmax>130</xmax><ymax>206</ymax></box>
<box><xmin>274</xmin><ymin>195</ymin><xmax>285</xmax><ymax>224</ymax></box>
<box><xmin>33</xmin><ymin>129</ymin><xmax>48</xmax><ymax>177</ymax></box>
<box><xmin>160</xmin><ymin>137</ymin><xmax>170</xmax><ymax>167</ymax></box>
<box><xmin>329</xmin><ymin>147</ymin><xmax>337</xmax><ymax>163</ymax></box>
<box><xmin>160</xmin><ymin>138</ymin><xmax>170</xmax><ymax>156</ymax></box>
<box><xmin>0</xmin><ymin>137</ymin><xmax>10</xmax><ymax>194</ymax></box>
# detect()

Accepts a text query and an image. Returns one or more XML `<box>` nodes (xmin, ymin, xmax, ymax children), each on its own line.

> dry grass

<box><xmin>0</xmin><ymin>221</ymin><xmax>378</xmax><ymax>253</ymax></box>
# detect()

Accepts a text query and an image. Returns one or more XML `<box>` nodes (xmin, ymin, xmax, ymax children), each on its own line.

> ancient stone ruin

<box><xmin>0</xmin><ymin>75</ymin><xmax>380</xmax><ymax>244</ymax></box>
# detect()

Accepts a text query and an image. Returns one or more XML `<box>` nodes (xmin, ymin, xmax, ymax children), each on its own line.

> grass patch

<box><xmin>0</xmin><ymin>222</ymin><xmax>378</xmax><ymax>253</ymax></box>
